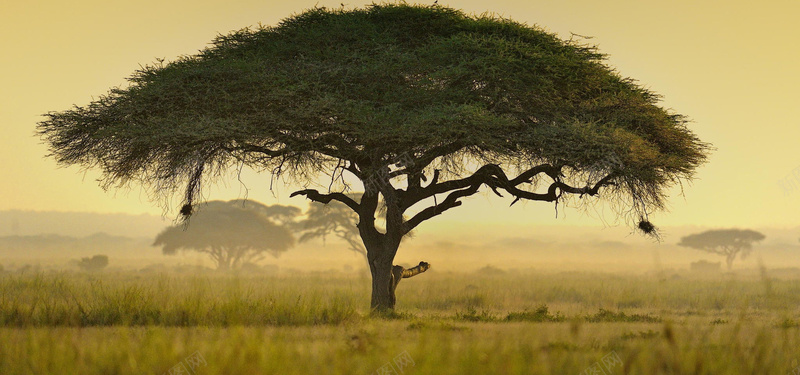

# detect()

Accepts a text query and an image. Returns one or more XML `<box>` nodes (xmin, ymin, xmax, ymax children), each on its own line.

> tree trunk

<box><xmin>726</xmin><ymin>252</ymin><xmax>736</xmax><ymax>270</ymax></box>
<box><xmin>368</xmin><ymin>248</ymin><xmax>396</xmax><ymax>312</ymax></box>
<box><xmin>358</xmin><ymin>179</ymin><xmax>403</xmax><ymax>312</ymax></box>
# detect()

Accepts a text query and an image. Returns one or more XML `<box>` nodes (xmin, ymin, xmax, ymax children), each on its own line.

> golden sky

<box><xmin>1</xmin><ymin>0</ymin><xmax>799</xmax><ymax>230</ymax></box>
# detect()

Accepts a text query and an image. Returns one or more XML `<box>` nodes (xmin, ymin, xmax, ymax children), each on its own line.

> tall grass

<box><xmin>2</xmin><ymin>270</ymin><xmax>799</xmax><ymax>326</ymax></box>
<box><xmin>0</xmin><ymin>272</ymin><xmax>360</xmax><ymax>326</ymax></box>
<box><xmin>2</xmin><ymin>270</ymin><xmax>800</xmax><ymax>374</ymax></box>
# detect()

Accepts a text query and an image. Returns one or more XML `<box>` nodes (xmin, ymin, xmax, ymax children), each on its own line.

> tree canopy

<box><xmin>38</xmin><ymin>4</ymin><xmax>709</xmax><ymax>310</ymax></box>
<box><xmin>153</xmin><ymin>200</ymin><xmax>296</xmax><ymax>270</ymax></box>
<box><xmin>678</xmin><ymin>229</ymin><xmax>765</xmax><ymax>270</ymax></box>
<box><xmin>39</xmin><ymin>4</ymin><xmax>707</xmax><ymax>219</ymax></box>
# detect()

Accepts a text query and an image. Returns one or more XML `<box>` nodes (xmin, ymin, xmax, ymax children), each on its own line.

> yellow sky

<box><xmin>1</xmin><ymin>0</ymin><xmax>799</xmax><ymax>230</ymax></box>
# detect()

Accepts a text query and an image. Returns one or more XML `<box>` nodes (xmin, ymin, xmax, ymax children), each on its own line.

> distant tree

<box><xmin>296</xmin><ymin>199</ymin><xmax>367</xmax><ymax>262</ymax></box>
<box><xmin>37</xmin><ymin>5</ymin><xmax>709</xmax><ymax>311</ymax></box>
<box><xmin>78</xmin><ymin>255</ymin><xmax>109</xmax><ymax>271</ymax></box>
<box><xmin>153</xmin><ymin>200</ymin><xmax>296</xmax><ymax>270</ymax></box>
<box><xmin>678</xmin><ymin>229</ymin><xmax>765</xmax><ymax>270</ymax></box>
<box><xmin>239</xmin><ymin>201</ymin><xmax>302</xmax><ymax>226</ymax></box>
<box><xmin>295</xmin><ymin>197</ymin><xmax>415</xmax><ymax>265</ymax></box>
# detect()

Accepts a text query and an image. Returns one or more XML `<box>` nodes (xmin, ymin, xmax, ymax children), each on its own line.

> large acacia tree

<box><xmin>38</xmin><ymin>5</ymin><xmax>708</xmax><ymax>311</ymax></box>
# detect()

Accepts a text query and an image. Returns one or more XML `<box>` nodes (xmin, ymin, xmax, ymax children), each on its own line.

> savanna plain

<box><xmin>2</xmin><ymin>266</ymin><xmax>800</xmax><ymax>374</ymax></box>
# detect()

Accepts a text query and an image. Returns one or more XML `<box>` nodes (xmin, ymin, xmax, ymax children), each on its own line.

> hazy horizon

<box><xmin>1</xmin><ymin>208</ymin><xmax>797</xmax><ymax>275</ymax></box>
<box><xmin>2</xmin><ymin>207</ymin><xmax>798</xmax><ymax>238</ymax></box>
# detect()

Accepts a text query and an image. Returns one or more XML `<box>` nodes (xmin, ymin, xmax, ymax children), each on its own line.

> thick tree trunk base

<box><xmin>369</xmin><ymin>255</ymin><xmax>396</xmax><ymax>312</ymax></box>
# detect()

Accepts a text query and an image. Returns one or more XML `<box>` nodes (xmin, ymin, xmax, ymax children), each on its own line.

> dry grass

<box><xmin>1</xmin><ymin>269</ymin><xmax>800</xmax><ymax>374</ymax></box>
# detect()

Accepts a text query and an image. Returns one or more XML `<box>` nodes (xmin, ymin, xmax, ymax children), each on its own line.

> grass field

<box><xmin>2</xmin><ymin>268</ymin><xmax>800</xmax><ymax>374</ymax></box>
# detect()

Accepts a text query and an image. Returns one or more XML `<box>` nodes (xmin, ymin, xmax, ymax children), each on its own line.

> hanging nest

<box><xmin>180</xmin><ymin>203</ymin><xmax>193</xmax><ymax>217</ymax></box>
<box><xmin>637</xmin><ymin>218</ymin><xmax>660</xmax><ymax>240</ymax></box>
<box><xmin>638</xmin><ymin>220</ymin><xmax>655</xmax><ymax>234</ymax></box>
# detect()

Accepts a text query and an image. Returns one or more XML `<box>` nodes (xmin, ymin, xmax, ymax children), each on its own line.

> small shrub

<box><xmin>78</xmin><ymin>255</ymin><xmax>109</xmax><ymax>271</ymax></box>
<box><xmin>585</xmin><ymin>309</ymin><xmax>661</xmax><ymax>323</ymax></box>
<box><xmin>454</xmin><ymin>307</ymin><xmax>496</xmax><ymax>322</ymax></box>
<box><xmin>506</xmin><ymin>305</ymin><xmax>565</xmax><ymax>322</ymax></box>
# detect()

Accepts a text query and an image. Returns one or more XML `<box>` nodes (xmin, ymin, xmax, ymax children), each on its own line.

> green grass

<box><xmin>0</xmin><ymin>272</ymin><xmax>360</xmax><ymax>326</ymax></box>
<box><xmin>2</xmin><ymin>269</ymin><xmax>800</xmax><ymax>374</ymax></box>
<box><xmin>583</xmin><ymin>308</ymin><xmax>661</xmax><ymax>323</ymax></box>
<box><xmin>505</xmin><ymin>305</ymin><xmax>566</xmax><ymax>322</ymax></box>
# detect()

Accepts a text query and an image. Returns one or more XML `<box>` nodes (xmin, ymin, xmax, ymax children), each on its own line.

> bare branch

<box><xmin>425</xmin><ymin>169</ymin><xmax>440</xmax><ymax>186</ymax></box>
<box><xmin>401</xmin><ymin>163</ymin><xmax>559</xmax><ymax>210</ymax></box>
<box><xmin>401</xmin><ymin>163</ymin><xmax>617</xmax><ymax>234</ymax></box>
<box><xmin>290</xmin><ymin>189</ymin><xmax>360</xmax><ymax>212</ymax></box>
<box><xmin>402</xmin><ymin>185</ymin><xmax>477</xmax><ymax>234</ymax></box>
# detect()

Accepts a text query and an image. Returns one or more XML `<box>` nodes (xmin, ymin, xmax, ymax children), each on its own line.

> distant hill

<box><xmin>0</xmin><ymin>232</ymin><xmax>149</xmax><ymax>252</ymax></box>
<box><xmin>0</xmin><ymin>210</ymin><xmax>168</xmax><ymax>237</ymax></box>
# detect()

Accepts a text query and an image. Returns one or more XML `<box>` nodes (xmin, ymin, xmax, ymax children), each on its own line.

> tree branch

<box><xmin>380</xmin><ymin>143</ymin><xmax>464</xmax><ymax>189</ymax></box>
<box><xmin>402</xmin><ymin>184</ymin><xmax>479</xmax><ymax>234</ymax></box>
<box><xmin>225</xmin><ymin>143</ymin><xmax>288</xmax><ymax>159</ymax></box>
<box><xmin>401</xmin><ymin>163</ymin><xmax>560</xmax><ymax>210</ymax></box>
<box><xmin>415</xmin><ymin>142</ymin><xmax>464</xmax><ymax>171</ymax></box>
<box><xmin>290</xmin><ymin>189</ymin><xmax>360</xmax><ymax>212</ymax></box>
<box><xmin>503</xmin><ymin>172</ymin><xmax>617</xmax><ymax>206</ymax></box>
<box><xmin>428</xmin><ymin>169</ymin><xmax>440</xmax><ymax>185</ymax></box>
<box><xmin>401</xmin><ymin>163</ymin><xmax>617</xmax><ymax>235</ymax></box>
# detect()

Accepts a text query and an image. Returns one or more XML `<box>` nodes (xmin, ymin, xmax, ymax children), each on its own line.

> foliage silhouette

<box><xmin>297</xmin><ymin>199</ymin><xmax>366</xmax><ymax>261</ymax></box>
<box><xmin>678</xmin><ymin>229</ymin><xmax>765</xmax><ymax>270</ymax></box>
<box><xmin>153</xmin><ymin>200</ymin><xmax>296</xmax><ymax>270</ymax></box>
<box><xmin>77</xmin><ymin>255</ymin><xmax>109</xmax><ymax>271</ymax></box>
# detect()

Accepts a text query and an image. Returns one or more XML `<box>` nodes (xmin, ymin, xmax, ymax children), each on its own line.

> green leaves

<box><xmin>38</xmin><ymin>4</ymin><xmax>708</xmax><ymax>227</ymax></box>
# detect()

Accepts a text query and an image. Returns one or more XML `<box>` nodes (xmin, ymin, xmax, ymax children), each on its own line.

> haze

<box><xmin>4</xmin><ymin>4</ymin><xmax>800</xmax><ymax>372</ymax></box>
<box><xmin>1</xmin><ymin>0</ymin><xmax>798</xmax><ymax>272</ymax></box>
